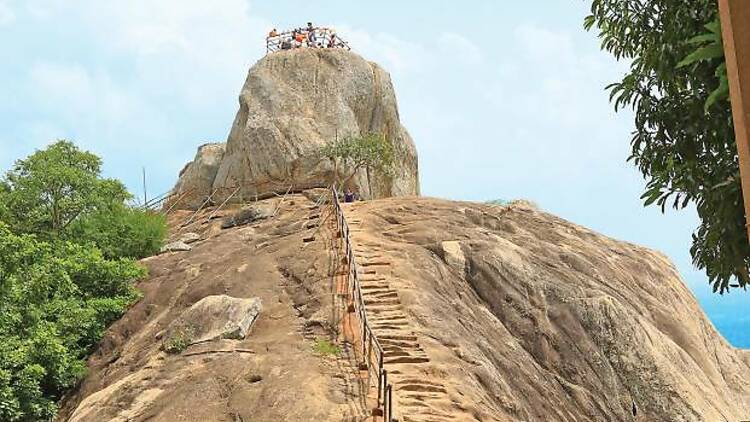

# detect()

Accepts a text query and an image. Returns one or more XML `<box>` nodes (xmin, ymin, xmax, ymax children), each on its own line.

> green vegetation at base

<box><xmin>584</xmin><ymin>0</ymin><xmax>748</xmax><ymax>293</ymax></box>
<box><xmin>312</xmin><ymin>338</ymin><xmax>341</xmax><ymax>356</ymax></box>
<box><xmin>0</xmin><ymin>140</ymin><xmax>166</xmax><ymax>421</ymax></box>
<box><xmin>70</xmin><ymin>204</ymin><xmax>167</xmax><ymax>260</ymax></box>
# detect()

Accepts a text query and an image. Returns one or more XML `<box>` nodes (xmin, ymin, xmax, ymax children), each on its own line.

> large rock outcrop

<box><xmin>57</xmin><ymin>195</ymin><xmax>366</xmax><ymax>422</ymax></box>
<box><xmin>342</xmin><ymin>198</ymin><xmax>750</xmax><ymax>421</ymax></box>
<box><xmin>59</xmin><ymin>194</ymin><xmax>750</xmax><ymax>421</ymax></box>
<box><xmin>170</xmin><ymin>49</ymin><xmax>419</xmax><ymax>210</ymax></box>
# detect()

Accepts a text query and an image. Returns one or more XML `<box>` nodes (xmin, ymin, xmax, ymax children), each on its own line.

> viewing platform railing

<box><xmin>266</xmin><ymin>28</ymin><xmax>351</xmax><ymax>53</ymax></box>
<box><xmin>331</xmin><ymin>185</ymin><xmax>395</xmax><ymax>421</ymax></box>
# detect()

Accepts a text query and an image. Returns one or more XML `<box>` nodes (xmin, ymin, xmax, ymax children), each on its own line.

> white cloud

<box><xmin>19</xmin><ymin>0</ymin><xmax>270</xmax><ymax>109</ymax></box>
<box><xmin>0</xmin><ymin>0</ymin><xmax>15</xmax><ymax>26</ymax></box>
<box><xmin>515</xmin><ymin>24</ymin><xmax>576</xmax><ymax>65</ymax></box>
<box><xmin>437</xmin><ymin>32</ymin><xmax>483</xmax><ymax>66</ymax></box>
<box><xmin>340</xmin><ymin>25</ymin><xmax>430</xmax><ymax>75</ymax></box>
<box><xmin>28</xmin><ymin>62</ymin><xmax>140</xmax><ymax>124</ymax></box>
<box><xmin>340</xmin><ymin>26</ymin><xmax>484</xmax><ymax>77</ymax></box>
<box><xmin>7</xmin><ymin>1</ymin><xmax>278</xmax><ymax>195</ymax></box>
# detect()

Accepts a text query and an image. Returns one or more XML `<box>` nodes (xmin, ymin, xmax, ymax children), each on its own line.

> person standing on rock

<box><xmin>294</xmin><ymin>30</ymin><xmax>305</xmax><ymax>48</ymax></box>
<box><xmin>344</xmin><ymin>188</ymin><xmax>355</xmax><ymax>203</ymax></box>
<box><xmin>308</xmin><ymin>30</ymin><xmax>317</xmax><ymax>48</ymax></box>
<box><xmin>328</xmin><ymin>32</ymin><xmax>338</xmax><ymax>48</ymax></box>
<box><xmin>306</xmin><ymin>22</ymin><xmax>317</xmax><ymax>48</ymax></box>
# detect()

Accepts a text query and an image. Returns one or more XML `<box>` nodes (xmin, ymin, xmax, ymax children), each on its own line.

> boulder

<box><xmin>170</xmin><ymin>49</ymin><xmax>420</xmax><ymax>210</ymax></box>
<box><xmin>160</xmin><ymin>241</ymin><xmax>192</xmax><ymax>253</ymax></box>
<box><xmin>221</xmin><ymin>205</ymin><xmax>272</xmax><ymax>229</ymax></box>
<box><xmin>168</xmin><ymin>143</ymin><xmax>226</xmax><ymax>210</ymax></box>
<box><xmin>163</xmin><ymin>295</ymin><xmax>262</xmax><ymax>349</ymax></box>
<box><xmin>179</xmin><ymin>232</ymin><xmax>201</xmax><ymax>244</ymax></box>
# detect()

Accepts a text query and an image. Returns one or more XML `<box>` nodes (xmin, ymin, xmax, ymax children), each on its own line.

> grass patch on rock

<box><xmin>163</xmin><ymin>326</ymin><xmax>195</xmax><ymax>354</ymax></box>
<box><xmin>312</xmin><ymin>338</ymin><xmax>341</xmax><ymax>356</ymax></box>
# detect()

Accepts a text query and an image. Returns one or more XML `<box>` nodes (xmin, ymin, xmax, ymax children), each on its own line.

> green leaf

<box><xmin>687</xmin><ymin>33</ymin><xmax>719</xmax><ymax>45</ymax></box>
<box><xmin>705</xmin><ymin>19</ymin><xmax>721</xmax><ymax>35</ymax></box>
<box><xmin>677</xmin><ymin>43</ymin><xmax>724</xmax><ymax>68</ymax></box>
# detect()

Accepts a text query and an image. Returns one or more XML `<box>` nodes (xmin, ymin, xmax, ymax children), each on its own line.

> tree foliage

<box><xmin>584</xmin><ymin>0</ymin><xmax>748</xmax><ymax>293</ymax></box>
<box><xmin>69</xmin><ymin>205</ymin><xmax>167</xmax><ymax>260</ymax></box>
<box><xmin>1</xmin><ymin>140</ymin><xmax>166</xmax><ymax>258</ymax></box>
<box><xmin>2</xmin><ymin>140</ymin><xmax>129</xmax><ymax>236</ymax></box>
<box><xmin>677</xmin><ymin>18</ymin><xmax>730</xmax><ymax>112</ymax></box>
<box><xmin>318</xmin><ymin>133</ymin><xmax>395</xmax><ymax>189</ymax></box>
<box><xmin>0</xmin><ymin>140</ymin><xmax>165</xmax><ymax>420</ymax></box>
<box><xmin>0</xmin><ymin>225</ymin><xmax>144</xmax><ymax>421</ymax></box>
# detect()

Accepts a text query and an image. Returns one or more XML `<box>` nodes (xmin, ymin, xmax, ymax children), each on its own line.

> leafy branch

<box><xmin>318</xmin><ymin>133</ymin><xmax>395</xmax><ymax>190</ymax></box>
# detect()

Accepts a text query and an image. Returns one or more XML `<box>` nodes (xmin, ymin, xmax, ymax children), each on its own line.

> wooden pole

<box><xmin>719</xmin><ymin>0</ymin><xmax>750</xmax><ymax>243</ymax></box>
<box><xmin>142</xmin><ymin>167</ymin><xmax>147</xmax><ymax>206</ymax></box>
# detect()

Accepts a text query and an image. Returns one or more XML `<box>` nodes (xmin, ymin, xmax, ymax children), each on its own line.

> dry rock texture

<box><xmin>57</xmin><ymin>195</ymin><xmax>371</xmax><ymax>422</ymax></box>
<box><xmin>171</xmin><ymin>143</ymin><xmax>226</xmax><ymax>209</ymax></box>
<box><xmin>170</xmin><ymin>49</ymin><xmax>420</xmax><ymax>210</ymax></box>
<box><xmin>58</xmin><ymin>195</ymin><xmax>750</xmax><ymax>422</ymax></box>
<box><xmin>162</xmin><ymin>295</ymin><xmax>262</xmax><ymax>345</ymax></box>
<box><xmin>341</xmin><ymin>197</ymin><xmax>750</xmax><ymax>421</ymax></box>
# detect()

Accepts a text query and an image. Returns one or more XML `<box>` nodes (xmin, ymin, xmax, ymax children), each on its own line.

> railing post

<box><xmin>361</xmin><ymin>311</ymin><xmax>367</xmax><ymax>357</ymax></box>
<box><xmin>367</xmin><ymin>331</ymin><xmax>372</xmax><ymax>368</ymax></box>
<box><xmin>377</xmin><ymin>370</ymin><xmax>382</xmax><ymax>405</ymax></box>
<box><xmin>387</xmin><ymin>385</ymin><xmax>393</xmax><ymax>422</ymax></box>
<box><xmin>382</xmin><ymin>370</ymin><xmax>388</xmax><ymax>408</ymax></box>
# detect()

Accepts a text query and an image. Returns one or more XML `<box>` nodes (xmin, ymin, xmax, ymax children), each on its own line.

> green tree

<box><xmin>318</xmin><ymin>133</ymin><xmax>395</xmax><ymax>189</ymax></box>
<box><xmin>2</xmin><ymin>140</ymin><xmax>129</xmax><ymax>236</ymax></box>
<box><xmin>0</xmin><ymin>141</ymin><xmax>165</xmax><ymax>420</ymax></box>
<box><xmin>1</xmin><ymin>140</ymin><xmax>166</xmax><ymax>258</ymax></box>
<box><xmin>584</xmin><ymin>0</ymin><xmax>748</xmax><ymax>293</ymax></box>
<box><xmin>69</xmin><ymin>205</ymin><xmax>168</xmax><ymax>259</ymax></box>
<box><xmin>0</xmin><ymin>224</ymin><xmax>144</xmax><ymax>421</ymax></box>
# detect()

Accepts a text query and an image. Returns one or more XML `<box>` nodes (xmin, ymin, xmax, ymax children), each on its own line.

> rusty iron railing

<box><xmin>330</xmin><ymin>185</ymin><xmax>396</xmax><ymax>421</ymax></box>
<box><xmin>266</xmin><ymin>27</ymin><xmax>351</xmax><ymax>53</ymax></box>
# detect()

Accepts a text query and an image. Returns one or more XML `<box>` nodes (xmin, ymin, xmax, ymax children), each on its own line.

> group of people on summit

<box><xmin>267</xmin><ymin>22</ymin><xmax>346</xmax><ymax>51</ymax></box>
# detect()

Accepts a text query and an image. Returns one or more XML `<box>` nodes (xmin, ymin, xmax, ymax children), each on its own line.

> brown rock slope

<box><xmin>57</xmin><ymin>194</ymin><xmax>371</xmax><ymax>422</ymax></box>
<box><xmin>342</xmin><ymin>197</ymin><xmax>750</xmax><ymax>421</ymax></box>
<box><xmin>59</xmin><ymin>194</ymin><xmax>750</xmax><ymax>421</ymax></box>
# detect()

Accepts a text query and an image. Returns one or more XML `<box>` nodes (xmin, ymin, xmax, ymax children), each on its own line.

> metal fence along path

<box><xmin>330</xmin><ymin>186</ymin><xmax>396</xmax><ymax>421</ymax></box>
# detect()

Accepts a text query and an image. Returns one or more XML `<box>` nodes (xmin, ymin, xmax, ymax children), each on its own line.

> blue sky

<box><xmin>1</xmin><ymin>1</ymin><xmax>748</xmax><ymax>346</ymax></box>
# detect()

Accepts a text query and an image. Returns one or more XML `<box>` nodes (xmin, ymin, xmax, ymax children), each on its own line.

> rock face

<box><xmin>58</xmin><ymin>195</ymin><xmax>750</xmax><ymax>421</ymax></box>
<box><xmin>170</xmin><ymin>143</ymin><xmax>226</xmax><ymax>209</ymax></box>
<box><xmin>57</xmin><ymin>194</ymin><xmax>367</xmax><ymax>422</ymax></box>
<box><xmin>342</xmin><ymin>197</ymin><xmax>750</xmax><ymax>421</ymax></box>
<box><xmin>159</xmin><ymin>240</ymin><xmax>192</xmax><ymax>253</ymax></box>
<box><xmin>170</xmin><ymin>49</ymin><xmax>420</xmax><ymax>210</ymax></box>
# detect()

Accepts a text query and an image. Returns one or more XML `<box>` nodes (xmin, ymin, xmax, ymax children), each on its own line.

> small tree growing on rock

<box><xmin>318</xmin><ymin>133</ymin><xmax>395</xmax><ymax>190</ymax></box>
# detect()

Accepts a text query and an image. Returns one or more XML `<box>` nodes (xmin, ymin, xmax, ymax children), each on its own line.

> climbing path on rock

<box><xmin>342</xmin><ymin>213</ymin><xmax>465</xmax><ymax>422</ymax></box>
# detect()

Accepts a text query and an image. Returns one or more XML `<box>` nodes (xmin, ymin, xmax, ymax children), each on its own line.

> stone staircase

<box><xmin>304</xmin><ymin>206</ymin><xmax>372</xmax><ymax>421</ymax></box>
<box><xmin>346</xmin><ymin>217</ymin><xmax>459</xmax><ymax>422</ymax></box>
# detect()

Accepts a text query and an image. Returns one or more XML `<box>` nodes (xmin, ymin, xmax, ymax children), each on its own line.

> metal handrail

<box><xmin>330</xmin><ymin>185</ymin><xmax>396</xmax><ymax>421</ymax></box>
<box><xmin>266</xmin><ymin>27</ymin><xmax>352</xmax><ymax>53</ymax></box>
